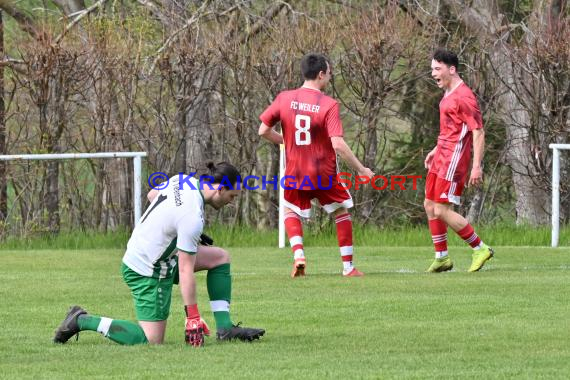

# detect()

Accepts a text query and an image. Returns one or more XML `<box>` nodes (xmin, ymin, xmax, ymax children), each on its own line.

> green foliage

<box><xmin>0</xmin><ymin>228</ymin><xmax>130</xmax><ymax>250</ymax></box>
<box><xmin>1</xmin><ymin>224</ymin><xmax>568</xmax><ymax>250</ymax></box>
<box><xmin>1</xmin><ymin>246</ymin><xmax>570</xmax><ymax>378</ymax></box>
<box><xmin>498</xmin><ymin>0</ymin><xmax>534</xmax><ymax>24</ymax></box>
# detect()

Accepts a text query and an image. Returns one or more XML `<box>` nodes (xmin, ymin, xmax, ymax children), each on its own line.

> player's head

<box><xmin>201</xmin><ymin>161</ymin><xmax>241</xmax><ymax>209</ymax></box>
<box><xmin>301</xmin><ymin>53</ymin><xmax>332</xmax><ymax>89</ymax></box>
<box><xmin>431</xmin><ymin>49</ymin><xmax>459</xmax><ymax>90</ymax></box>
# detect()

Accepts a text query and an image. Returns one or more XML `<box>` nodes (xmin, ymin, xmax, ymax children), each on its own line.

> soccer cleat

<box><xmin>468</xmin><ymin>245</ymin><xmax>494</xmax><ymax>272</ymax></box>
<box><xmin>291</xmin><ymin>258</ymin><xmax>306</xmax><ymax>278</ymax></box>
<box><xmin>426</xmin><ymin>256</ymin><xmax>454</xmax><ymax>273</ymax></box>
<box><xmin>53</xmin><ymin>305</ymin><xmax>87</xmax><ymax>343</ymax></box>
<box><xmin>343</xmin><ymin>267</ymin><xmax>364</xmax><ymax>277</ymax></box>
<box><xmin>216</xmin><ymin>323</ymin><xmax>265</xmax><ymax>342</ymax></box>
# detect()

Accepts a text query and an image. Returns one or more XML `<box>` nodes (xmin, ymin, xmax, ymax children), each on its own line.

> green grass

<box><xmin>2</xmin><ymin>223</ymin><xmax>570</xmax><ymax>249</ymax></box>
<box><xmin>1</xmin><ymin>246</ymin><xmax>569</xmax><ymax>379</ymax></box>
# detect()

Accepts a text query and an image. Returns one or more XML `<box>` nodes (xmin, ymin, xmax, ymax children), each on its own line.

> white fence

<box><xmin>0</xmin><ymin>152</ymin><xmax>148</xmax><ymax>225</ymax></box>
<box><xmin>549</xmin><ymin>144</ymin><xmax>570</xmax><ymax>247</ymax></box>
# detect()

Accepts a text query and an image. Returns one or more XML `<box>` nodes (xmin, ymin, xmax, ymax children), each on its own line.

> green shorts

<box><xmin>121</xmin><ymin>263</ymin><xmax>174</xmax><ymax>322</ymax></box>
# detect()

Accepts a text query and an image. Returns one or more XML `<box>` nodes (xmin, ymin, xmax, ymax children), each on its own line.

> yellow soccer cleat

<box><xmin>426</xmin><ymin>256</ymin><xmax>454</xmax><ymax>273</ymax></box>
<box><xmin>468</xmin><ymin>244</ymin><xmax>494</xmax><ymax>272</ymax></box>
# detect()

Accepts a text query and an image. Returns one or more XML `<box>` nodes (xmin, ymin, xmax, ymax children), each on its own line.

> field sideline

<box><xmin>1</xmin><ymin>246</ymin><xmax>569</xmax><ymax>379</ymax></box>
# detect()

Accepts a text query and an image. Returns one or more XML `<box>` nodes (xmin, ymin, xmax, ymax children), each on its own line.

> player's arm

<box><xmin>258</xmin><ymin>122</ymin><xmax>284</xmax><ymax>145</ymax></box>
<box><xmin>147</xmin><ymin>189</ymin><xmax>159</xmax><ymax>202</ymax></box>
<box><xmin>458</xmin><ymin>97</ymin><xmax>484</xmax><ymax>187</ymax></box>
<box><xmin>326</xmin><ymin>103</ymin><xmax>374</xmax><ymax>178</ymax></box>
<box><xmin>331</xmin><ymin>136</ymin><xmax>374</xmax><ymax>178</ymax></box>
<box><xmin>469</xmin><ymin>129</ymin><xmax>485</xmax><ymax>187</ymax></box>
<box><xmin>424</xmin><ymin>146</ymin><xmax>437</xmax><ymax>170</ymax></box>
<box><xmin>178</xmin><ymin>249</ymin><xmax>209</xmax><ymax>346</ymax></box>
<box><xmin>177</xmin><ymin>221</ymin><xmax>210</xmax><ymax>346</ymax></box>
<box><xmin>259</xmin><ymin>94</ymin><xmax>283</xmax><ymax>145</ymax></box>
<box><xmin>178</xmin><ymin>249</ymin><xmax>198</xmax><ymax>305</ymax></box>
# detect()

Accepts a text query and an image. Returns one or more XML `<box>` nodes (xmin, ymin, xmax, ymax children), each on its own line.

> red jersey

<box><xmin>259</xmin><ymin>87</ymin><xmax>343</xmax><ymax>187</ymax></box>
<box><xmin>430</xmin><ymin>82</ymin><xmax>483</xmax><ymax>182</ymax></box>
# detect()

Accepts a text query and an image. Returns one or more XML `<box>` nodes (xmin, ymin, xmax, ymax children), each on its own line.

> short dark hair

<box><xmin>203</xmin><ymin>161</ymin><xmax>241</xmax><ymax>188</ymax></box>
<box><xmin>433</xmin><ymin>49</ymin><xmax>459</xmax><ymax>70</ymax></box>
<box><xmin>300</xmin><ymin>53</ymin><xmax>330</xmax><ymax>80</ymax></box>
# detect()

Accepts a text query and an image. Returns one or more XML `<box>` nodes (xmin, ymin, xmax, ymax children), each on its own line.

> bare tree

<box><xmin>0</xmin><ymin>11</ymin><xmax>6</xmax><ymax>223</ymax></box>
<box><xmin>336</xmin><ymin>4</ymin><xmax>428</xmax><ymax>220</ymax></box>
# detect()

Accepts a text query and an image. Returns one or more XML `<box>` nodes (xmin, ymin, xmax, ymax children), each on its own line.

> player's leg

<box><xmin>283</xmin><ymin>189</ymin><xmax>311</xmax><ymax>277</ymax></box>
<box><xmin>432</xmin><ymin>181</ymin><xmax>494</xmax><ymax>272</ymax></box>
<box><xmin>54</xmin><ymin>264</ymin><xmax>171</xmax><ymax>345</ymax></box>
<box><xmin>195</xmin><ymin>246</ymin><xmax>232</xmax><ymax>330</ymax></box>
<box><xmin>137</xmin><ymin>321</ymin><xmax>166</xmax><ymax>344</ymax></box>
<box><xmin>194</xmin><ymin>246</ymin><xmax>264</xmax><ymax>341</ymax></box>
<box><xmin>424</xmin><ymin>173</ymin><xmax>453</xmax><ymax>272</ymax></box>
<box><xmin>121</xmin><ymin>263</ymin><xmax>171</xmax><ymax>344</ymax></box>
<box><xmin>284</xmin><ymin>207</ymin><xmax>306</xmax><ymax>277</ymax></box>
<box><xmin>318</xmin><ymin>184</ymin><xmax>362</xmax><ymax>276</ymax></box>
<box><xmin>53</xmin><ymin>305</ymin><xmax>151</xmax><ymax>345</ymax></box>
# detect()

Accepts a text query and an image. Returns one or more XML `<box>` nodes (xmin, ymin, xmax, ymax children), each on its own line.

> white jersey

<box><xmin>122</xmin><ymin>176</ymin><xmax>204</xmax><ymax>278</ymax></box>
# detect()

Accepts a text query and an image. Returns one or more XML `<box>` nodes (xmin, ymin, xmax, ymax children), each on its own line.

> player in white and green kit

<box><xmin>54</xmin><ymin>162</ymin><xmax>264</xmax><ymax>346</ymax></box>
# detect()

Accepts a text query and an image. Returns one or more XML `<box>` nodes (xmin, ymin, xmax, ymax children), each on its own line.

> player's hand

<box><xmin>424</xmin><ymin>149</ymin><xmax>437</xmax><ymax>170</ymax></box>
<box><xmin>358</xmin><ymin>167</ymin><xmax>375</xmax><ymax>179</ymax></box>
<box><xmin>468</xmin><ymin>166</ymin><xmax>483</xmax><ymax>187</ymax></box>
<box><xmin>185</xmin><ymin>317</ymin><xmax>210</xmax><ymax>347</ymax></box>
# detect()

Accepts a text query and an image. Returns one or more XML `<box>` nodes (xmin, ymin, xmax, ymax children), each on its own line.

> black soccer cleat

<box><xmin>216</xmin><ymin>323</ymin><xmax>265</xmax><ymax>342</ymax></box>
<box><xmin>53</xmin><ymin>305</ymin><xmax>87</xmax><ymax>344</ymax></box>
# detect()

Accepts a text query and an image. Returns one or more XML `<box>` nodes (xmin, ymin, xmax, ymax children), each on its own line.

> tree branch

<box><xmin>240</xmin><ymin>1</ymin><xmax>290</xmax><ymax>44</ymax></box>
<box><xmin>0</xmin><ymin>0</ymin><xmax>40</xmax><ymax>39</ymax></box>
<box><xmin>54</xmin><ymin>0</ymin><xmax>108</xmax><ymax>44</ymax></box>
<box><xmin>147</xmin><ymin>0</ymin><xmax>214</xmax><ymax>75</ymax></box>
<box><xmin>136</xmin><ymin>0</ymin><xmax>172</xmax><ymax>26</ymax></box>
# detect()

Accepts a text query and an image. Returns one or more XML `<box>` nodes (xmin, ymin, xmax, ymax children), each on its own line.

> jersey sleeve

<box><xmin>175</xmin><ymin>216</ymin><xmax>203</xmax><ymax>255</ymax></box>
<box><xmin>259</xmin><ymin>93</ymin><xmax>282</xmax><ymax>128</ymax></box>
<box><xmin>458</xmin><ymin>97</ymin><xmax>483</xmax><ymax>131</ymax></box>
<box><xmin>324</xmin><ymin>102</ymin><xmax>344</xmax><ymax>137</ymax></box>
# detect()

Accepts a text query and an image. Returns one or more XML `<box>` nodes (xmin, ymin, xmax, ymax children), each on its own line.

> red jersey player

<box><xmin>259</xmin><ymin>53</ymin><xmax>374</xmax><ymax>278</ymax></box>
<box><xmin>424</xmin><ymin>49</ymin><xmax>494</xmax><ymax>273</ymax></box>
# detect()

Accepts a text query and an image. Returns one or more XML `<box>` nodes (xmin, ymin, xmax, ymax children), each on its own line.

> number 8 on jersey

<box><xmin>295</xmin><ymin>114</ymin><xmax>311</xmax><ymax>146</ymax></box>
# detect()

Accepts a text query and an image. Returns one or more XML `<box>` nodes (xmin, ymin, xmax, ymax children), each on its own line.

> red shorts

<box><xmin>283</xmin><ymin>182</ymin><xmax>353</xmax><ymax>218</ymax></box>
<box><xmin>425</xmin><ymin>172</ymin><xmax>465</xmax><ymax>205</ymax></box>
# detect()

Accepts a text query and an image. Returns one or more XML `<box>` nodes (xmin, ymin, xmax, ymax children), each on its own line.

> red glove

<box><xmin>184</xmin><ymin>305</ymin><xmax>210</xmax><ymax>347</ymax></box>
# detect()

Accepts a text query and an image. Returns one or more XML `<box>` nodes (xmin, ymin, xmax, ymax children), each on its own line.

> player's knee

<box><xmin>217</xmin><ymin>247</ymin><xmax>231</xmax><ymax>264</ymax></box>
<box><xmin>432</xmin><ymin>204</ymin><xmax>447</xmax><ymax>219</ymax></box>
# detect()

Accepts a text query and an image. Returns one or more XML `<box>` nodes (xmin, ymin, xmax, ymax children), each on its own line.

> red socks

<box><xmin>285</xmin><ymin>212</ymin><xmax>304</xmax><ymax>258</ymax></box>
<box><xmin>335</xmin><ymin>213</ymin><xmax>353</xmax><ymax>268</ymax></box>
<box><xmin>457</xmin><ymin>224</ymin><xmax>482</xmax><ymax>248</ymax></box>
<box><xmin>428</xmin><ymin>219</ymin><xmax>448</xmax><ymax>252</ymax></box>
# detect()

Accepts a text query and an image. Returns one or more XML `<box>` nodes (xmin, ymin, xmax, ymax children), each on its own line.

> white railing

<box><xmin>0</xmin><ymin>152</ymin><xmax>148</xmax><ymax>225</ymax></box>
<box><xmin>278</xmin><ymin>144</ymin><xmax>286</xmax><ymax>248</ymax></box>
<box><xmin>549</xmin><ymin>144</ymin><xmax>570</xmax><ymax>247</ymax></box>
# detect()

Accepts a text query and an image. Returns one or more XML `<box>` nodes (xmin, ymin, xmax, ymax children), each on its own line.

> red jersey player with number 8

<box><xmin>259</xmin><ymin>53</ymin><xmax>374</xmax><ymax>278</ymax></box>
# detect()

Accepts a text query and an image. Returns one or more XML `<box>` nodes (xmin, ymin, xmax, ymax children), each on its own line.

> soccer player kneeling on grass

<box><xmin>424</xmin><ymin>49</ymin><xmax>494</xmax><ymax>273</ymax></box>
<box><xmin>53</xmin><ymin>162</ymin><xmax>264</xmax><ymax>346</ymax></box>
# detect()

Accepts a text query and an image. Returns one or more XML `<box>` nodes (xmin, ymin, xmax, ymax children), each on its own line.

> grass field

<box><xmin>1</xmin><ymin>245</ymin><xmax>569</xmax><ymax>379</ymax></box>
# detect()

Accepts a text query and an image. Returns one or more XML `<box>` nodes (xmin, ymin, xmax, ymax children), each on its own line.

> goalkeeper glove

<box><xmin>184</xmin><ymin>304</ymin><xmax>210</xmax><ymax>347</ymax></box>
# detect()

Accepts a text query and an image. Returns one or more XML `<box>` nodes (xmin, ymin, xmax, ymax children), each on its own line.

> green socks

<box><xmin>207</xmin><ymin>263</ymin><xmax>233</xmax><ymax>330</ymax></box>
<box><xmin>77</xmin><ymin>315</ymin><xmax>148</xmax><ymax>345</ymax></box>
